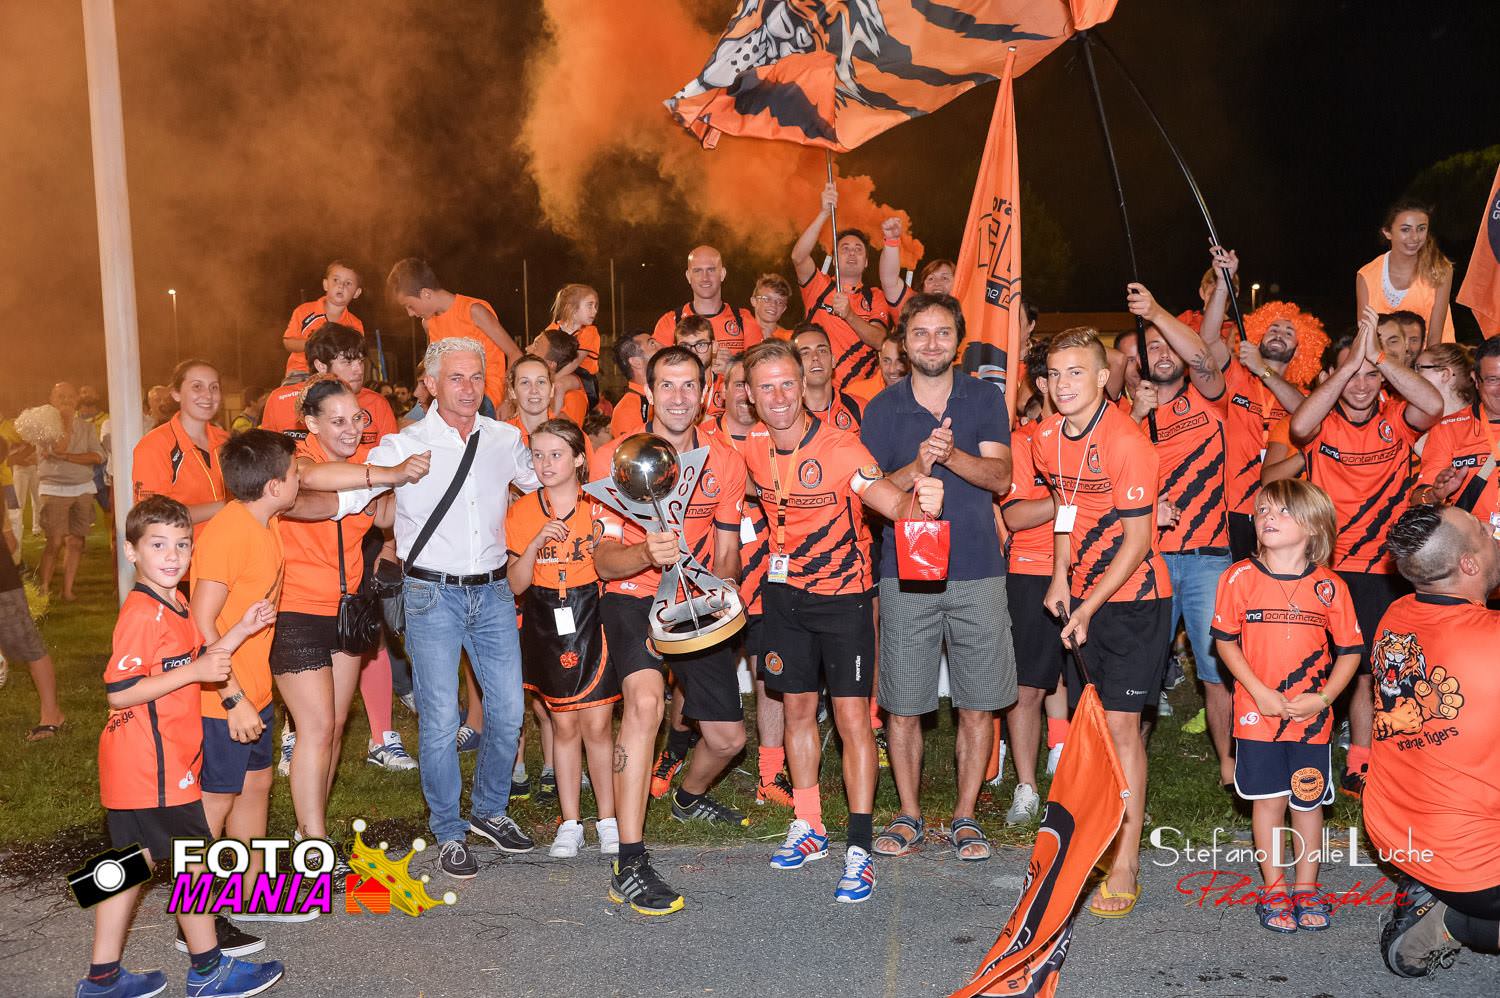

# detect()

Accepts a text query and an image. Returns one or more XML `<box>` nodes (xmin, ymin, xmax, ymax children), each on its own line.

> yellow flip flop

<box><xmin>1087</xmin><ymin>880</ymin><xmax>1141</xmax><ymax>919</ymax></box>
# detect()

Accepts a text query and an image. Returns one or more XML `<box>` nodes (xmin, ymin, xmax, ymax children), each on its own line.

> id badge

<box><xmin>1053</xmin><ymin>504</ymin><xmax>1078</xmax><ymax>533</ymax></box>
<box><xmin>768</xmin><ymin>553</ymin><xmax>791</xmax><ymax>584</ymax></box>
<box><xmin>740</xmin><ymin>516</ymin><xmax>757</xmax><ymax>545</ymax></box>
<box><xmin>553</xmin><ymin>606</ymin><xmax>577</xmax><ymax>636</ymax></box>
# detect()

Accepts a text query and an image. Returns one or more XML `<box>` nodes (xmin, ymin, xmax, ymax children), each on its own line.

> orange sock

<box><xmin>1345</xmin><ymin>744</ymin><xmax>1370</xmax><ymax>775</ymax></box>
<box><xmin>792</xmin><ymin>784</ymin><xmax>824</xmax><ymax>834</ymax></box>
<box><xmin>758</xmin><ymin>745</ymin><xmax>785</xmax><ymax>785</ymax></box>
<box><xmin>1047</xmin><ymin>717</ymin><xmax>1070</xmax><ymax>748</ymax></box>
<box><xmin>985</xmin><ymin>718</ymin><xmax>1002</xmax><ymax>781</ymax></box>
<box><xmin>870</xmin><ymin>699</ymin><xmax>883</xmax><ymax>730</ymax></box>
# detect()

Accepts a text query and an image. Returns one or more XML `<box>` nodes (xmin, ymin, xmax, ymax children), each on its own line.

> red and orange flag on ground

<box><xmin>1457</xmin><ymin>160</ymin><xmax>1500</xmax><ymax>338</ymax></box>
<box><xmin>666</xmin><ymin>1</ymin><xmax>1117</xmax><ymax>153</ymax></box>
<box><xmin>949</xmin><ymin>685</ymin><xmax>1127</xmax><ymax>998</ymax></box>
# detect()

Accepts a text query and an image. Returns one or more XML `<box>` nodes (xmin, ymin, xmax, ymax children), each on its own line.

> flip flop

<box><xmin>1292</xmin><ymin>891</ymin><xmax>1331</xmax><ymax>931</ymax></box>
<box><xmin>24</xmin><ymin>722</ymin><xmax>64</xmax><ymax>743</ymax></box>
<box><xmin>1086</xmin><ymin>880</ymin><xmax>1141</xmax><ymax>918</ymax></box>
<box><xmin>949</xmin><ymin>817</ymin><xmax>992</xmax><ymax>862</ymax></box>
<box><xmin>873</xmin><ymin>815</ymin><xmax>924</xmax><ymax>857</ymax></box>
<box><xmin>1257</xmin><ymin>896</ymin><xmax>1299</xmax><ymax>934</ymax></box>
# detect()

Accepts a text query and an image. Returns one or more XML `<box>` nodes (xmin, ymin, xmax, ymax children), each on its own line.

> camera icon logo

<box><xmin>67</xmin><ymin>844</ymin><xmax>151</xmax><ymax>908</ymax></box>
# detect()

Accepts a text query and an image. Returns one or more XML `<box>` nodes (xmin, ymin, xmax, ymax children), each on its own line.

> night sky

<box><xmin>2</xmin><ymin>1</ymin><xmax>1497</xmax><ymax>411</ymax></box>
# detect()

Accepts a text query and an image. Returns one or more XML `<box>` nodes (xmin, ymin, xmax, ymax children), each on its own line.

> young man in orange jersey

<box><xmin>282</xmin><ymin>261</ymin><xmax>363</xmax><ymax>380</ymax></box>
<box><xmin>1416</xmin><ymin>336</ymin><xmax>1500</xmax><ymax>543</ymax></box>
<box><xmin>793</xmin><ymin>323</ymin><xmax>865</xmax><ymax>431</ymax></box>
<box><xmin>609</xmin><ymin>332</ymin><xmax>659</xmax><ymax>438</ymax></box>
<box><xmin>1034</xmin><ymin>327</ymin><xmax>1174</xmax><ymax>917</ymax></box>
<box><xmin>1276</xmin><ymin>307</ymin><xmax>1443</xmax><ymax>796</ymax></box>
<box><xmin>592</xmin><ymin>345</ymin><xmax>749</xmax><ymax>916</ymax></box>
<box><xmin>792</xmin><ymin>184</ymin><xmax>892</xmax><ymax>392</ymax></box>
<box><xmin>260</xmin><ymin>324</ymin><xmax>397</xmax><ymax>457</ymax></box>
<box><xmin>846</xmin><ymin>335</ymin><xmax>909</xmax><ymax>406</ymax></box>
<box><xmin>748</xmin><ymin>273</ymin><xmax>793</xmax><ymax>343</ymax></box>
<box><xmin>386</xmin><ymin>258</ymin><xmax>521</xmax><ymax>417</ymax></box>
<box><xmin>743</xmin><ymin>339</ymin><xmax>942</xmax><ymax>904</ymax></box>
<box><xmin>651</xmin><ymin>245</ymin><xmax>756</xmax><ymax>353</ymax></box>
<box><xmin>672</xmin><ymin>315</ymin><xmax>723</xmax><ymax>418</ymax></box>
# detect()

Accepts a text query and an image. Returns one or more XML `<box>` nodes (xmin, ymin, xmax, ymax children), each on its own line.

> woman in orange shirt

<box><xmin>130</xmin><ymin>360</ymin><xmax>229</xmax><ymax>535</ymax></box>
<box><xmin>1356</xmin><ymin>199</ymin><xmax>1456</xmax><ymax>346</ymax></box>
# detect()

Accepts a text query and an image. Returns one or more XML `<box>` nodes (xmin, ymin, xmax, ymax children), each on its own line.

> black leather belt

<box><xmin>403</xmin><ymin>565</ymin><xmax>505</xmax><ymax>586</ymax></box>
<box><xmin>1173</xmin><ymin>546</ymin><xmax>1231</xmax><ymax>557</ymax></box>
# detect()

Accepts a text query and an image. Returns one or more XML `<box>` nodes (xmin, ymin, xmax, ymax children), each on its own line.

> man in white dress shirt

<box><xmin>337</xmin><ymin>337</ymin><xmax>539</xmax><ymax>878</ymax></box>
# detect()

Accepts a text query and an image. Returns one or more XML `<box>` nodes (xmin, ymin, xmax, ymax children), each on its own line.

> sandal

<box><xmin>1256</xmin><ymin>895</ymin><xmax>1299</xmax><ymax>934</ymax></box>
<box><xmin>24</xmin><ymin>722</ymin><xmax>64</xmax><ymax>743</ymax></box>
<box><xmin>1086</xmin><ymin>879</ymin><xmax>1141</xmax><ymax>919</ymax></box>
<box><xmin>1292</xmin><ymin>891</ymin><xmax>1331</xmax><ymax>931</ymax></box>
<box><xmin>949</xmin><ymin>817</ymin><xmax>992</xmax><ymax>862</ymax></box>
<box><xmin>872</xmin><ymin>815</ymin><xmax>924</xmax><ymax>857</ymax></box>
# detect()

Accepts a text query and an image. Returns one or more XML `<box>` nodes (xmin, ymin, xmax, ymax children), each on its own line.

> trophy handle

<box><xmin>651</xmin><ymin>496</ymin><xmax>700</xmax><ymax>631</ymax></box>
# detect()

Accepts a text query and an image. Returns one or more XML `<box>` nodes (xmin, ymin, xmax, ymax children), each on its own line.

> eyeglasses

<box><xmin>751</xmin><ymin>295</ymin><xmax>788</xmax><ymax>307</ymax></box>
<box><xmin>683</xmin><ymin>340</ymin><xmax>713</xmax><ymax>353</ymax></box>
<box><xmin>1481</xmin><ymin>376</ymin><xmax>1500</xmax><ymax>388</ymax></box>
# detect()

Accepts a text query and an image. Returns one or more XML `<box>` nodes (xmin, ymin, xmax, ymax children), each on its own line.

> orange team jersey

<box><xmin>99</xmin><ymin>585</ymin><xmax>207</xmax><ymax>810</ymax></box>
<box><xmin>701</xmin><ymin>416</ymin><xmax>769</xmax><ymax>615</ymax></box>
<box><xmin>1031</xmin><ymin>401</ymin><xmax>1171</xmax><ymax>603</ymax></box>
<box><xmin>1363</xmin><ymin>593</ymin><xmax>1500</xmax><ymax>893</ymax></box>
<box><xmin>1210</xmin><ymin>559</ymin><xmax>1362</xmax><ymax>744</ymax></box>
<box><xmin>426</xmin><ymin>294</ymin><xmax>509</xmax><ymax>408</ymax></box>
<box><xmin>260</xmin><ymin>385</ymin><xmax>397</xmax><ymax>460</ymax></box>
<box><xmin>1357</xmin><ymin>255</ymin><xmax>1456</xmax><ymax>343</ymax></box>
<box><xmin>742</xmin><ymin>415</ymin><xmax>883</xmax><ymax>596</ymax></box>
<box><xmin>702</xmin><ymin>373</ymin><xmax>727</xmax><ymax>419</ymax></box>
<box><xmin>652</xmin><ymin>302</ymin><xmax>759</xmax><ymax>354</ymax></box>
<box><xmin>191</xmin><ymin>501</ymin><xmax>284</xmax><ymax>718</ymax></box>
<box><xmin>544</xmin><ymin>322</ymin><xmax>601</xmax><ymax>376</ymax></box>
<box><xmin>1418</xmin><ymin>403</ymin><xmax>1500</xmax><ymax>530</ymax></box>
<box><xmin>131</xmin><ymin>414</ymin><xmax>229</xmax><ymax>539</ymax></box>
<box><xmin>1148</xmin><ymin>382</ymin><xmax>1229</xmax><ymax>553</ymax></box>
<box><xmin>799</xmin><ymin>271</ymin><xmax>892</xmax><ymax>392</ymax></box>
<box><xmin>609</xmin><ymin>385</ymin><xmax>651</xmax><ymax>439</ymax></box>
<box><xmin>589</xmin><ymin>424</ymin><xmax>746</xmax><ymax>597</ymax></box>
<box><xmin>282</xmin><ymin>297</ymin><xmax>365</xmax><ymax>377</ymax></box>
<box><xmin>806</xmin><ymin>389</ymin><xmax>864</xmax><ymax>433</ymax></box>
<box><xmin>1301</xmin><ymin>399</ymin><xmax>1420</xmax><ymax>574</ymax></box>
<box><xmin>1003</xmin><ymin>421</ymin><xmax>1054</xmax><ymax>576</ymax></box>
<box><xmin>1222</xmin><ymin>359</ymin><xmax>1294</xmax><ymax>515</ymax></box>
<box><xmin>844</xmin><ymin>375</ymin><xmax>887</xmax><ymax>406</ymax></box>
<box><xmin>279</xmin><ymin>436</ymin><xmax>376</xmax><ymax>617</ymax></box>
<box><xmin>561</xmin><ymin>388</ymin><xmax>588</xmax><ymax>427</ymax></box>
<box><xmin>504</xmin><ymin>488</ymin><xmax>599</xmax><ymax>592</ymax></box>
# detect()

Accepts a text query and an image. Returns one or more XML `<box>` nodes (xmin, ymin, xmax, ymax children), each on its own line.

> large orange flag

<box><xmin>949</xmin><ymin>686</ymin><xmax>1127</xmax><ymax>998</ymax></box>
<box><xmin>1457</xmin><ymin>161</ymin><xmax>1500</xmax><ymax>338</ymax></box>
<box><xmin>953</xmin><ymin>48</ymin><xmax>1022</xmax><ymax>415</ymax></box>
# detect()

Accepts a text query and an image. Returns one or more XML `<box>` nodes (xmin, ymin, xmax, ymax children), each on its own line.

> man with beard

<box><xmin>1125</xmin><ymin>284</ymin><xmax>1237</xmax><ymax>790</ymax></box>
<box><xmin>793</xmin><ymin>324</ymin><xmax>865</xmax><ymax>431</ymax></box>
<box><xmin>652</xmin><ymin>245</ymin><xmax>756</xmax><ymax>354</ymax></box>
<box><xmin>859</xmin><ymin>294</ymin><xmax>1014</xmax><ymax>862</ymax></box>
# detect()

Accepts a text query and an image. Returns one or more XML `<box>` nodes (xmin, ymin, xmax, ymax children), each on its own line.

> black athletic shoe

<box><xmin>508</xmin><ymin>777</ymin><xmax>532</xmax><ymax>804</ymax></box>
<box><xmin>1381</xmin><ymin>878</ymin><xmax>1460</xmax><ymax>978</ymax></box>
<box><xmin>469</xmin><ymin>812</ymin><xmax>536</xmax><ymax>853</ymax></box>
<box><xmin>439</xmin><ymin>839</ymin><xmax>479</xmax><ymax>879</ymax></box>
<box><xmin>609</xmin><ymin>852</ymin><xmax>685</xmax><ymax>916</ymax></box>
<box><xmin>671</xmin><ymin>791</ymin><xmax>749</xmax><ymax>828</ymax></box>
<box><xmin>535</xmin><ymin>770</ymin><xmax>558</xmax><ymax>807</ymax></box>
<box><xmin>174</xmin><ymin>915</ymin><xmax>264</xmax><ymax>957</ymax></box>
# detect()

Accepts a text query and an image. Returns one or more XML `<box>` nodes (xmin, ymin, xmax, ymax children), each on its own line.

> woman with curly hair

<box><xmin>1356</xmin><ymin>199</ymin><xmax>1455</xmax><ymax>347</ymax></box>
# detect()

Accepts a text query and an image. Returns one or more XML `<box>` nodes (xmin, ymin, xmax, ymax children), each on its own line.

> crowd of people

<box><xmin>1</xmin><ymin>187</ymin><xmax>1495</xmax><ymax>998</ymax></box>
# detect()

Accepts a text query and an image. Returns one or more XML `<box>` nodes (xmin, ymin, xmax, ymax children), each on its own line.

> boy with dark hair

<box><xmin>78</xmin><ymin>495</ymin><xmax>282</xmax><ymax>998</ymax></box>
<box><xmin>282</xmin><ymin>260</ymin><xmax>363</xmax><ymax>380</ymax></box>
<box><xmin>609</xmin><ymin>332</ymin><xmax>659</xmax><ymax>438</ymax></box>
<box><xmin>260</xmin><ymin>323</ymin><xmax>397</xmax><ymax>455</ymax></box>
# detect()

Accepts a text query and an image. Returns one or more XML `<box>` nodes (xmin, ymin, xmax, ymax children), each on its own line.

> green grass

<box><xmin>0</xmin><ymin>519</ymin><xmax>1361</xmax><ymax>870</ymax></box>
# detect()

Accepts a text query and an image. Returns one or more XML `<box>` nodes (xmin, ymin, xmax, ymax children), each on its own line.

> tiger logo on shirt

<box><xmin>1372</xmin><ymin>629</ymin><xmax>1465</xmax><ymax>738</ymax></box>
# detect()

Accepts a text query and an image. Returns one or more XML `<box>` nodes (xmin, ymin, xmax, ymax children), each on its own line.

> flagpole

<box><xmin>824</xmin><ymin>151</ymin><xmax>843</xmax><ymax>290</ymax></box>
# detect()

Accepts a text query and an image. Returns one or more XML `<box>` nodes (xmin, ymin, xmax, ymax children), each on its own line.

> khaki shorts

<box><xmin>0</xmin><ymin>588</ymin><xmax>45</xmax><ymax>662</ymax></box>
<box><xmin>39</xmin><ymin>493</ymin><xmax>95</xmax><ymax>539</ymax></box>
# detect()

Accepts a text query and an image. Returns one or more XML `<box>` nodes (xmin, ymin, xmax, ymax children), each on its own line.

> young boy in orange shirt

<box><xmin>282</xmin><ymin>261</ymin><xmax>363</xmax><ymax>380</ymax></box>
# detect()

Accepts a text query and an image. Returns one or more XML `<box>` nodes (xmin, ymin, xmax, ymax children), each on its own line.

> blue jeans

<box><xmin>403</xmin><ymin>575</ymin><xmax>524</xmax><ymax>843</ymax></box>
<box><xmin>1163</xmin><ymin>551</ymin><xmax>1232</xmax><ymax>685</ymax></box>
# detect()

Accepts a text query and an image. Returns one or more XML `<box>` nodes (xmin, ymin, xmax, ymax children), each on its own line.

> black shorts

<box><xmin>1228</xmin><ymin>512</ymin><xmax>1257</xmax><ymax>563</ymax></box>
<box><xmin>1233</xmin><ymin>738</ymin><xmax>1334</xmax><ymax>811</ymax></box>
<box><xmin>521</xmin><ymin>584</ymin><xmax>618</xmax><ymax>711</ymax></box>
<box><xmin>760</xmin><ymin>584</ymin><xmax>874</xmax><ymax>699</ymax></box>
<box><xmin>1336</xmin><ymin>571</ymin><xmax>1412</xmax><ymax>674</ymax></box>
<box><xmin>107</xmin><ymin>800</ymin><xmax>211</xmax><ymax>863</ymax></box>
<box><xmin>1067</xmin><ymin>597</ymin><xmax>1171</xmax><ymax>714</ymax></box>
<box><xmin>268</xmin><ymin>610</ymin><xmax>338</xmax><ymax>675</ymax></box>
<box><xmin>599</xmin><ymin>592</ymin><xmax>742</xmax><ymax>722</ymax></box>
<box><xmin>743</xmin><ymin>614</ymin><xmax>765</xmax><ymax>671</ymax></box>
<box><xmin>201</xmin><ymin>704</ymin><xmax>276</xmax><ymax>794</ymax></box>
<box><xmin>1007</xmin><ymin>573</ymin><xmax>1065</xmax><ymax>690</ymax></box>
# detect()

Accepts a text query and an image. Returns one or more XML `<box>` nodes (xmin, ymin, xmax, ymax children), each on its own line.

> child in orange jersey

<box><xmin>282</xmin><ymin>261</ymin><xmax>363</xmax><ymax>380</ymax></box>
<box><xmin>1212</xmin><ymin>479</ymin><xmax>1362</xmax><ymax>933</ymax></box>
<box><xmin>545</xmin><ymin>284</ymin><xmax>601</xmax><ymax>406</ymax></box>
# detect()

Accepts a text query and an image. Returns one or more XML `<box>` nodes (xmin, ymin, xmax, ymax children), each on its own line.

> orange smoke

<box><xmin>519</xmin><ymin>0</ymin><xmax>925</xmax><ymax>270</ymax></box>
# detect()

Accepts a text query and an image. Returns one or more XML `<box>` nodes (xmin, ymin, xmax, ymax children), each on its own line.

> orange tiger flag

<box><xmin>949</xmin><ymin>685</ymin><xmax>1127</xmax><ymax>998</ymax></box>
<box><xmin>1457</xmin><ymin>161</ymin><xmax>1500</xmax><ymax>338</ymax></box>
<box><xmin>953</xmin><ymin>48</ymin><xmax>1022</xmax><ymax>417</ymax></box>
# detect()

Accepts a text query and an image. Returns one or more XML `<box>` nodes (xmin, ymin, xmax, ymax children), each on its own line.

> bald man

<box><xmin>651</xmin><ymin>245</ymin><xmax>758</xmax><ymax>353</ymax></box>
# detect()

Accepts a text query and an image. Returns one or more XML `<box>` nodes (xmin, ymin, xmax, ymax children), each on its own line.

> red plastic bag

<box><xmin>896</xmin><ymin>494</ymin><xmax>949</xmax><ymax>581</ymax></box>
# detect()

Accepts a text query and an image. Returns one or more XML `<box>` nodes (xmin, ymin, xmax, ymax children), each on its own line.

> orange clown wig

<box><xmin>1176</xmin><ymin>302</ymin><xmax>1329</xmax><ymax>389</ymax></box>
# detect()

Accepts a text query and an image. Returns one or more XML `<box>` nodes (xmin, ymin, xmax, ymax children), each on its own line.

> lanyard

<box><xmin>175</xmin><ymin>417</ymin><xmax>222</xmax><ymax>502</ymax></box>
<box><xmin>540</xmin><ymin>489</ymin><xmax>582</xmax><ymax>599</ymax></box>
<box><xmin>1055</xmin><ymin>407</ymin><xmax>1103</xmax><ymax>510</ymax></box>
<box><xmin>767</xmin><ymin>419</ymin><xmax>807</xmax><ymax>555</ymax></box>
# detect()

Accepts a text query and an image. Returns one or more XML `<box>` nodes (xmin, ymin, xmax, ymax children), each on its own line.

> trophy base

<box><xmin>650</xmin><ymin>607</ymin><xmax>746</xmax><ymax>655</ymax></box>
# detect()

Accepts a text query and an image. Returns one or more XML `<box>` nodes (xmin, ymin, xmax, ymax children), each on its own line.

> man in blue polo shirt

<box><xmin>860</xmin><ymin>292</ymin><xmax>1017</xmax><ymax>861</ymax></box>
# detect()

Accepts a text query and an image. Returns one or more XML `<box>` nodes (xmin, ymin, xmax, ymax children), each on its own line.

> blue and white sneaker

<box><xmin>276</xmin><ymin>728</ymin><xmax>295</xmax><ymax>777</ymax></box>
<box><xmin>835</xmin><ymin>846</ymin><xmax>876</xmax><ymax>904</ymax></box>
<box><xmin>366</xmin><ymin>731</ymin><xmax>417</xmax><ymax>771</ymax></box>
<box><xmin>184</xmin><ymin>954</ymin><xmax>284</xmax><ymax>997</ymax></box>
<box><xmin>76</xmin><ymin>969</ymin><xmax>166</xmax><ymax>998</ymax></box>
<box><xmin>769</xmin><ymin>819</ymin><xmax>829</xmax><ymax>870</ymax></box>
<box><xmin>456</xmin><ymin>725</ymin><xmax>480</xmax><ymax>753</ymax></box>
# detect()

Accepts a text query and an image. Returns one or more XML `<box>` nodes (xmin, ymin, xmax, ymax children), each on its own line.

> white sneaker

<box><xmin>549</xmin><ymin>820</ymin><xmax>584</xmax><ymax>858</ymax></box>
<box><xmin>596</xmin><ymin>816</ymin><xmax>620</xmax><ymax>856</ymax></box>
<box><xmin>1005</xmin><ymin>783</ymin><xmax>1041</xmax><ymax>825</ymax></box>
<box><xmin>1046</xmin><ymin>743</ymin><xmax>1064</xmax><ymax>775</ymax></box>
<box><xmin>367</xmin><ymin>731</ymin><xmax>418</xmax><ymax>771</ymax></box>
<box><xmin>985</xmin><ymin>741</ymin><xmax>1009</xmax><ymax>786</ymax></box>
<box><xmin>277</xmin><ymin>728</ymin><xmax>296</xmax><ymax>777</ymax></box>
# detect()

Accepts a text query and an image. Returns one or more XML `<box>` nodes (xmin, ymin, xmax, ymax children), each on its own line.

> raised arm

<box><xmin>472</xmin><ymin>302</ymin><xmax>523</xmax><ymax>362</ymax></box>
<box><xmin>1291</xmin><ymin>313</ymin><xmax>1373</xmax><ymax>446</ymax></box>
<box><xmin>792</xmin><ymin>183</ymin><xmax>837</xmax><ymax>285</ymax></box>
<box><xmin>878</xmin><ymin>217</ymin><xmax>906</xmax><ymax>305</ymax></box>
<box><xmin>1198</xmin><ymin>246</ymin><xmax>1238</xmax><ymax>370</ymax></box>
<box><xmin>1127</xmin><ymin>282</ymin><xmax>1224</xmax><ymax>400</ymax></box>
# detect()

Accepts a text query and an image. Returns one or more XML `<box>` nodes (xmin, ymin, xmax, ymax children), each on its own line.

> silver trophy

<box><xmin>585</xmin><ymin>433</ymin><xmax>745</xmax><ymax>654</ymax></box>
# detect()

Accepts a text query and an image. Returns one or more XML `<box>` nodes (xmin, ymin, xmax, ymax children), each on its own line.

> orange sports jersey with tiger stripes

<box><xmin>701</xmin><ymin>416</ymin><xmax>769</xmax><ymax>614</ymax></box>
<box><xmin>1223</xmin><ymin>359</ymin><xmax>1293</xmax><ymax>515</ymax></box>
<box><xmin>279</xmin><ymin>435</ymin><xmax>377</xmax><ymax>617</ymax></box>
<box><xmin>589</xmin><ymin>425</ymin><xmax>746</xmax><ymax>598</ymax></box>
<box><xmin>131</xmin><ymin>414</ymin><xmax>228</xmax><ymax>539</ymax></box>
<box><xmin>1003</xmin><ymin>421</ymin><xmax>1053</xmax><ymax>576</ymax></box>
<box><xmin>1301</xmin><ymin>399</ymin><xmax>1420</xmax><ymax>574</ymax></box>
<box><xmin>806</xmin><ymin>389</ymin><xmax>864</xmax><ymax>433</ymax></box>
<box><xmin>651</xmin><ymin>302</ymin><xmax>759</xmax><ymax>354</ymax></box>
<box><xmin>99</xmin><ymin>585</ymin><xmax>206</xmax><ymax>810</ymax></box>
<box><xmin>1211</xmin><ymin>559</ymin><xmax>1362</xmax><ymax>744</ymax></box>
<box><xmin>743</xmin><ymin>415</ymin><xmax>883</xmax><ymax>596</ymax></box>
<box><xmin>1149</xmin><ymin>382</ymin><xmax>1229</xmax><ymax>553</ymax></box>
<box><xmin>1418</xmin><ymin>403</ymin><xmax>1500</xmax><ymax>529</ymax></box>
<box><xmin>1031</xmin><ymin>401</ymin><xmax>1171</xmax><ymax>603</ymax></box>
<box><xmin>799</xmin><ymin>271</ymin><xmax>892</xmax><ymax>392</ymax></box>
<box><xmin>259</xmin><ymin>385</ymin><xmax>398</xmax><ymax>460</ymax></box>
<box><xmin>426</xmin><ymin>294</ymin><xmax>508</xmax><ymax>408</ymax></box>
<box><xmin>504</xmin><ymin>488</ymin><xmax>598</xmax><ymax>592</ymax></box>
<box><xmin>544</xmin><ymin>322</ymin><xmax>601</xmax><ymax>376</ymax></box>
<box><xmin>610</xmin><ymin>385</ymin><xmax>651</xmax><ymax>439</ymax></box>
<box><xmin>282</xmin><ymin>297</ymin><xmax>364</xmax><ymax>377</ymax></box>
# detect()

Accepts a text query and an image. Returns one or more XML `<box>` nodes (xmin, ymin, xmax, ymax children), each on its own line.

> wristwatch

<box><xmin>221</xmin><ymin>692</ymin><xmax>245</xmax><ymax>711</ymax></box>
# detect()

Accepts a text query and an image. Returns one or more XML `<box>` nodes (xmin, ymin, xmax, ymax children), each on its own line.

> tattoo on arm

<box><xmin>613</xmin><ymin>745</ymin><xmax>628</xmax><ymax>773</ymax></box>
<box><xmin>1188</xmin><ymin>352</ymin><xmax>1213</xmax><ymax>376</ymax></box>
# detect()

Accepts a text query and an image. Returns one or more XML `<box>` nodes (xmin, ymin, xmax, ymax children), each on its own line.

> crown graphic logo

<box><xmin>345</xmin><ymin>819</ymin><xmax>458</xmax><ymax>917</ymax></box>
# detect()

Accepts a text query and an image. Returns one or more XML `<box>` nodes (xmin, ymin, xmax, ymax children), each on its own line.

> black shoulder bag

<box><xmin>335</xmin><ymin>518</ymin><xmax>382</xmax><ymax>654</ymax></box>
<box><xmin>388</xmin><ymin>429</ymin><xmax>481</xmax><ymax>633</ymax></box>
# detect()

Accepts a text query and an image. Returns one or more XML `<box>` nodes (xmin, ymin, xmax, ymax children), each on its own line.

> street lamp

<box><xmin>167</xmin><ymin>288</ymin><xmax>179</xmax><ymax>359</ymax></box>
<box><xmin>1250</xmin><ymin>282</ymin><xmax>1261</xmax><ymax>311</ymax></box>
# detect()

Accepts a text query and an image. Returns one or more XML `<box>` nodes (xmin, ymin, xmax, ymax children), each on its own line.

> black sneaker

<box><xmin>609</xmin><ymin>852</ymin><xmax>684</xmax><ymax>916</ymax></box>
<box><xmin>1381</xmin><ymin>878</ymin><xmax>1460</xmax><ymax>978</ymax></box>
<box><xmin>671</xmin><ymin>791</ymin><xmax>749</xmax><ymax>828</ymax></box>
<box><xmin>174</xmin><ymin>915</ymin><xmax>264</xmax><ymax>957</ymax></box>
<box><xmin>469</xmin><ymin>812</ymin><xmax>536</xmax><ymax>853</ymax></box>
<box><xmin>509</xmin><ymin>777</ymin><xmax>532</xmax><ymax>804</ymax></box>
<box><xmin>439</xmin><ymin>839</ymin><xmax>479</xmax><ymax>879</ymax></box>
<box><xmin>535</xmin><ymin>770</ymin><xmax>558</xmax><ymax>806</ymax></box>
